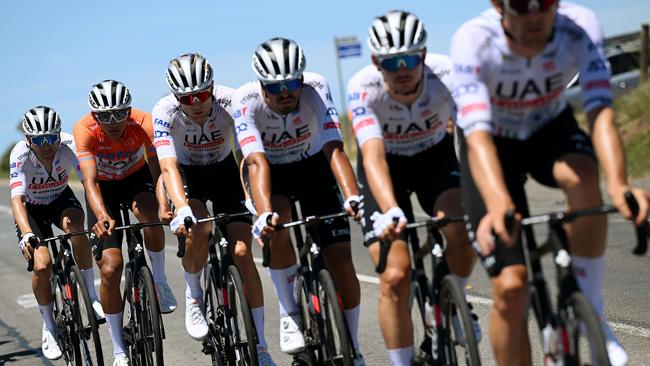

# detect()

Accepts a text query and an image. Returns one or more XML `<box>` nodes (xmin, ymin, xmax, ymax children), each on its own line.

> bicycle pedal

<box><xmin>200</xmin><ymin>339</ymin><xmax>214</xmax><ymax>355</ymax></box>
<box><xmin>291</xmin><ymin>352</ymin><xmax>311</xmax><ymax>366</ymax></box>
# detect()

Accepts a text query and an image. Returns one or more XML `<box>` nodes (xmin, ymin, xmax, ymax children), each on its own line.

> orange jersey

<box><xmin>74</xmin><ymin>108</ymin><xmax>157</xmax><ymax>181</ymax></box>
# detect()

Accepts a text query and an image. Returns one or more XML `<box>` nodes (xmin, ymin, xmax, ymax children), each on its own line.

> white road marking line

<box><xmin>0</xmin><ymin>204</ymin><xmax>13</xmax><ymax>216</ymax></box>
<box><xmin>16</xmin><ymin>294</ymin><xmax>38</xmax><ymax>309</ymax></box>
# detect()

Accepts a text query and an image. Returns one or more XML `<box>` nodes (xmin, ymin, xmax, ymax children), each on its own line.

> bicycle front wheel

<box><xmin>410</xmin><ymin>276</ymin><xmax>434</xmax><ymax>365</ymax></box>
<box><xmin>225</xmin><ymin>265</ymin><xmax>258</xmax><ymax>365</ymax></box>
<box><xmin>138</xmin><ymin>267</ymin><xmax>164</xmax><ymax>365</ymax></box>
<box><xmin>70</xmin><ymin>265</ymin><xmax>104</xmax><ymax>366</ymax></box>
<box><xmin>438</xmin><ymin>276</ymin><xmax>481</xmax><ymax>365</ymax></box>
<box><xmin>316</xmin><ymin>269</ymin><xmax>353</xmax><ymax>366</ymax></box>
<box><xmin>561</xmin><ymin>292</ymin><xmax>610</xmax><ymax>366</ymax></box>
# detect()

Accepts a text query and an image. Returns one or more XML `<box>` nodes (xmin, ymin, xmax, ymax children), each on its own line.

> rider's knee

<box><xmin>100</xmin><ymin>261</ymin><xmax>123</xmax><ymax>288</ymax></box>
<box><xmin>233</xmin><ymin>240</ymin><xmax>250</xmax><ymax>259</ymax></box>
<box><xmin>33</xmin><ymin>261</ymin><xmax>52</xmax><ymax>280</ymax></box>
<box><xmin>380</xmin><ymin>264</ymin><xmax>411</xmax><ymax>296</ymax></box>
<box><xmin>492</xmin><ymin>270</ymin><xmax>528</xmax><ymax>315</ymax></box>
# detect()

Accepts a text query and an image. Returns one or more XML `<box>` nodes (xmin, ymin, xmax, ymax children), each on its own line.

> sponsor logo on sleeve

<box><xmin>154</xmin><ymin>118</ymin><xmax>171</xmax><ymax>128</ymax></box>
<box><xmin>240</xmin><ymin>136</ymin><xmax>257</xmax><ymax>146</ymax></box>
<box><xmin>324</xmin><ymin>122</ymin><xmax>341</xmax><ymax>130</ymax></box>
<box><xmin>154</xmin><ymin>131</ymin><xmax>170</xmax><ymax>138</ymax></box>
<box><xmin>326</xmin><ymin>107</ymin><xmax>338</xmax><ymax>116</ymax></box>
<box><xmin>352</xmin><ymin>107</ymin><xmax>366</xmax><ymax>117</ymax></box>
<box><xmin>352</xmin><ymin>118</ymin><xmax>375</xmax><ymax>133</ymax></box>
<box><xmin>10</xmin><ymin>181</ymin><xmax>22</xmax><ymax>189</ymax></box>
<box><xmin>154</xmin><ymin>140</ymin><xmax>170</xmax><ymax>147</ymax></box>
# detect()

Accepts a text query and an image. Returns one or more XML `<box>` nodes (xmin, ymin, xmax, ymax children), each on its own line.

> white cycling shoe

<box><xmin>41</xmin><ymin>324</ymin><xmax>62</xmax><ymax>360</ymax></box>
<box><xmin>185</xmin><ymin>296</ymin><xmax>208</xmax><ymax>340</ymax></box>
<box><xmin>113</xmin><ymin>355</ymin><xmax>130</xmax><ymax>366</ymax></box>
<box><xmin>601</xmin><ymin>320</ymin><xmax>628</xmax><ymax>366</ymax></box>
<box><xmin>156</xmin><ymin>282</ymin><xmax>177</xmax><ymax>314</ymax></box>
<box><xmin>279</xmin><ymin>314</ymin><xmax>305</xmax><ymax>354</ymax></box>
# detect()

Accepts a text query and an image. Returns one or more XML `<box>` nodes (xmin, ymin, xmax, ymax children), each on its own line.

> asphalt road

<box><xmin>0</xmin><ymin>180</ymin><xmax>649</xmax><ymax>365</ymax></box>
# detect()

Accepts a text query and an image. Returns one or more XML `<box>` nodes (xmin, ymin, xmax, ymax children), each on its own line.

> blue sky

<box><xmin>1</xmin><ymin>1</ymin><xmax>648</xmax><ymax>150</ymax></box>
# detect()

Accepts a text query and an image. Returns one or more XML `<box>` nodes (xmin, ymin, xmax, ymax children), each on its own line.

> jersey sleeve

<box><xmin>231</xmin><ymin>85</ymin><xmax>265</xmax><ymax>160</ymax></box>
<box><xmin>346</xmin><ymin>72</ymin><xmax>383</xmax><ymax>149</ymax></box>
<box><xmin>9</xmin><ymin>143</ymin><xmax>27</xmax><ymax>198</ymax></box>
<box><xmin>305</xmin><ymin>74</ymin><xmax>343</xmax><ymax>144</ymax></box>
<box><xmin>450</xmin><ymin>24</ymin><xmax>494</xmax><ymax>136</ymax></box>
<box><xmin>573</xmin><ymin>25</ymin><xmax>613</xmax><ymax>111</ymax></box>
<box><xmin>151</xmin><ymin>101</ymin><xmax>177</xmax><ymax>161</ymax></box>
<box><xmin>73</xmin><ymin>117</ymin><xmax>98</xmax><ymax>164</ymax></box>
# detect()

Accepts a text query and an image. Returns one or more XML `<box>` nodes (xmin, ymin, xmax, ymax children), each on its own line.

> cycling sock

<box><xmin>38</xmin><ymin>302</ymin><xmax>56</xmax><ymax>333</ymax></box>
<box><xmin>572</xmin><ymin>255</ymin><xmax>605</xmax><ymax>316</ymax></box>
<box><xmin>344</xmin><ymin>304</ymin><xmax>361</xmax><ymax>351</ymax></box>
<box><xmin>184</xmin><ymin>270</ymin><xmax>203</xmax><ymax>300</ymax></box>
<box><xmin>450</xmin><ymin>273</ymin><xmax>470</xmax><ymax>297</ymax></box>
<box><xmin>148</xmin><ymin>249</ymin><xmax>167</xmax><ymax>285</ymax></box>
<box><xmin>269</xmin><ymin>265</ymin><xmax>299</xmax><ymax>316</ymax></box>
<box><xmin>80</xmin><ymin>268</ymin><xmax>99</xmax><ymax>301</ymax></box>
<box><xmin>387</xmin><ymin>345</ymin><xmax>414</xmax><ymax>366</ymax></box>
<box><xmin>106</xmin><ymin>312</ymin><xmax>126</xmax><ymax>357</ymax></box>
<box><xmin>251</xmin><ymin>306</ymin><xmax>268</xmax><ymax>350</ymax></box>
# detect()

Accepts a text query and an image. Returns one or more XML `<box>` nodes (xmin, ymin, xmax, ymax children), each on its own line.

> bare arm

<box><xmin>322</xmin><ymin>141</ymin><xmax>359</xmax><ymax>198</ymax></box>
<box><xmin>465</xmin><ymin>130</ymin><xmax>517</xmax><ymax>249</ymax></box>
<box><xmin>12</xmin><ymin>195</ymin><xmax>31</xmax><ymax>235</ymax></box>
<box><xmin>158</xmin><ymin>157</ymin><xmax>187</xmax><ymax>212</ymax></box>
<box><xmin>245</xmin><ymin>152</ymin><xmax>272</xmax><ymax>214</ymax></box>
<box><xmin>589</xmin><ymin>106</ymin><xmax>649</xmax><ymax>223</ymax></box>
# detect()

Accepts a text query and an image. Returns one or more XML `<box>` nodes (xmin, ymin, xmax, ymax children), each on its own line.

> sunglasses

<box><xmin>503</xmin><ymin>0</ymin><xmax>557</xmax><ymax>15</ymax></box>
<box><xmin>94</xmin><ymin>108</ymin><xmax>130</xmax><ymax>124</ymax></box>
<box><xmin>379</xmin><ymin>53</ymin><xmax>423</xmax><ymax>72</ymax></box>
<box><xmin>29</xmin><ymin>133</ymin><xmax>60</xmax><ymax>147</ymax></box>
<box><xmin>177</xmin><ymin>89</ymin><xmax>212</xmax><ymax>105</ymax></box>
<box><xmin>262</xmin><ymin>79</ymin><xmax>303</xmax><ymax>95</ymax></box>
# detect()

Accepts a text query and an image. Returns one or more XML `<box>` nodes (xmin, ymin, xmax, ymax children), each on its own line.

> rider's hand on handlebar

<box><xmin>344</xmin><ymin>195</ymin><xmax>362</xmax><ymax>221</ymax></box>
<box><xmin>373</xmin><ymin>207</ymin><xmax>407</xmax><ymax>241</ymax></box>
<box><xmin>93</xmin><ymin>215</ymin><xmax>115</xmax><ymax>239</ymax></box>
<box><xmin>476</xmin><ymin>206</ymin><xmax>520</xmax><ymax>256</ymax></box>
<box><xmin>170</xmin><ymin>205</ymin><xmax>197</xmax><ymax>237</ymax></box>
<box><xmin>19</xmin><ymin>233</ymin><xmax>38</xmax><ymax>262</ymax></box>
<box><xmin>609</xmin><ymin>185</ymin><xmax>650</xmax><ymax>226</ymax></box>
<box><xmin>252</xmin><ymin>212</ymin><xmax>279</xmax><ymax>247</ymax></box>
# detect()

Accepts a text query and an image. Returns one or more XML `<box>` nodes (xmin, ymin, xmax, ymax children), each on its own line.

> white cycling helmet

<box><xmin>22</xmin><ymin>105</ymin><xmax>62</xmax><ymax>136</ymax></box>
<box><xmin>367</xmin><ymin>10</ymin><xmax>427</xmax><ymax>56</ymax></box>
<box><xmin>252</xmin><ymin>37</ymin><xmax>306</xmax><ymax>83</ymax></box>
<box><xmin>88</xmin><ymin>80</ymin><xmax>132</xmax><ymax>112</ymax></box>
<box><xmin>165</xmin><ymin>53</ymin><xmax>213</xmax><ymax>95</ymax></box>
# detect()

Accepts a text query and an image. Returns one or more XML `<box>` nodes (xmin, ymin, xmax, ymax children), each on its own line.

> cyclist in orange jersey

<box><xmin>74</xmin><ymin>80</ymin><xmax>176</xmax><ymax>366</ymax></box>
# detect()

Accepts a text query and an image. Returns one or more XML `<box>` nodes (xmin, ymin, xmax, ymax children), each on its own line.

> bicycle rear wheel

<box><xmin>53</xmin><ymin>277</ymin><xmax>81</xmax><ymax>365</ymax></box>
<box><xmin>560</xmin><ymin>292</ymin><xmax>610</xmax><ymax>366</ymax></box>
<box><xmin>70</xmin><ymin>265</ymin><xmax>104</xmax><ymax>365</ymax></box>
<box><xmin>225</xmin><ymin>265</ymin><xmax>258</xmax><ymax>365</ymax></box>
<box><xmin>138</xmin><ymin>267</ymin><xmax>164</xmax><ymax>365</ymax></box>
<box><xmin>438</xmin><ymin>276</ymin><xmax>481</xmax><ymax>365</ymax></box>
<box><xmin>316</xmin><ymin>269</ymin><xmax>353</xmax><ymax>366</ymax></box>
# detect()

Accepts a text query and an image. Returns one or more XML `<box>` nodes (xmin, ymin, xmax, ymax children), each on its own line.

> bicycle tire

<box><xmin>225</xmin><ymin>265</ymin><xmax>258</xmax><ymax>365</ymax></box>
<box><xmin>561</xmin><ymin>292</ymin><xmax>610</xmax><ymax>366</ymax></box>
<box><xmin>204</xmin><ymin>265</ymin><xmax>227</xmax><ymax>366</ymax></box>
<box><xmin>137</xmin><ymin>267</ymin><xmax>164</xmax><ymax>365</ymax></box>
<box><xmin>294</xmin><ymin>273</ymin><xmax>318</xmax><ymax>365</ymax></box>
<box><xmin>70</xmin><ymin>265</ymin><xmax>104</xmax><ymax>366</ymax></box>
<box><xmin>53</xmin><ymin>276</ymin><xmax>80</xmax><ymax>365</ymax></box>
<box><xmin>439</xmin><ymin>276</ymin><xmax>481</xmax><ymax>365</ymax></box>
<box><xmin>316</xmin><ymin>269</ymin><xmax>353</xmax><ymax>366</ymax></box>
<box><xmin>410</xmin><ymin>277</ymin><xmax>435</xmax><ymax>365</ymax></box>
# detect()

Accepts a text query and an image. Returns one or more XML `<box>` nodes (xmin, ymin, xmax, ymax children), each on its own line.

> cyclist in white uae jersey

<box><xmin>11</xmin><ymin>106</ymin><xmax>103</xmax><ymax>361</ymax></box>
<box><xmin>347</xmin><ymin>10</ymin><xmax>478</xmax><ymax>366</ymax></box>
<box><xmin>451</xmin><ymin>1</ymin><xmax>650</xmax><ymax>365</ymax></box>
<box><xmin>153</xmin><ymin>53</ymin><xmax>275</xmax><ymax>365</ymax></box>
<box><xmin>233</xmin><ymin>38</ymin><xmax>365</xmax><ymax>365</ymax></box>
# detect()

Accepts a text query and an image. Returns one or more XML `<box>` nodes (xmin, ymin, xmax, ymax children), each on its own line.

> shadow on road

<box><xmin>0</xmin><ymin>317</ymin><xmax>53</xmax><ymax>365</ymax></box>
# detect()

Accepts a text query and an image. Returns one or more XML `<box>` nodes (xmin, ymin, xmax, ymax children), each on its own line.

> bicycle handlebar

<box><xmin>261</xmin><ymin>207</ymin><xmax>355</xmax><ymax>268</ymax></box>
<box><xmin>26</xmin><ymin>230</ymin><xmax>92</xmax><ymax>272</ymax></box>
